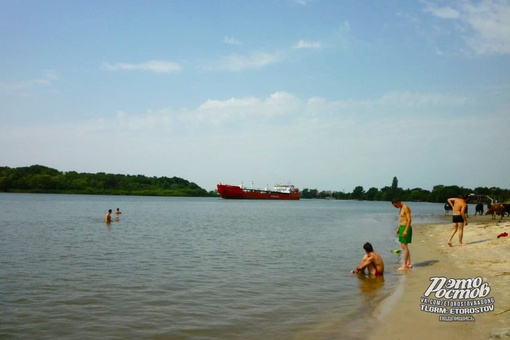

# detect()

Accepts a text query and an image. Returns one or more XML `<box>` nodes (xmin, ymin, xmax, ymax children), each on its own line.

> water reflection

<box><xmin>356</xmin><ymin>273</ymin><xmax>385</xmax><ymax>296</ymax></box>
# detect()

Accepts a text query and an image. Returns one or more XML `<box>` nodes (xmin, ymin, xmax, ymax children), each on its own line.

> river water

<box><xmin>0</xmin><ymin>193</ymin><xmax>447</xmax><ymax>339</ymax></box>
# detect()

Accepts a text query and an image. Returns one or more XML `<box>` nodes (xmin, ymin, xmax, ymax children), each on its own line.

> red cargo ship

<box><xmin>217</xmin><ymin>182</ymin><xmax>301</xmax><ymax>200</ymax></box>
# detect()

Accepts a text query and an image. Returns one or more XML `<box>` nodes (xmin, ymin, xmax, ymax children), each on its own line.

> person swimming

<box><xmin>114</xmin><ymin>208</ymin><xmax>121</xmax><ymax>221</ymax></box>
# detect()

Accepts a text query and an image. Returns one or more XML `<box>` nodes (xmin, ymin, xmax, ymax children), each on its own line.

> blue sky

<box><xmin>1</xmin><ymin>0</ymin><xmax>509</xmax><ymax>192</ymax></box>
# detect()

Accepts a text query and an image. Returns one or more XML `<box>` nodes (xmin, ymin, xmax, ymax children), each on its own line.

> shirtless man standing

<box><xmin>351</xmin><ymin>242</ymin><xmax>384</xmax><ymax>276</ymax></box>
<box><xmin>447</xmin><ymin>195</ymin><xmax>468</xmax><ymax>247</ymax></box>
<box><xmin>105</xmin><ymin>209</ymin><xmax>112</xmax><ymax>223</ymax></box>
<box><xmin>392</xmin><ymin>198</ymin><xmax>412</xmax><ymax>270</ymax></box>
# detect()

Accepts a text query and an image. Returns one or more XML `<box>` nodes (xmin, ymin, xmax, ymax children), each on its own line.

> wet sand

<box><xmin>369</xmin><ymin>215</ymin><xmax>510</xmax><ymax>339</ymax></box>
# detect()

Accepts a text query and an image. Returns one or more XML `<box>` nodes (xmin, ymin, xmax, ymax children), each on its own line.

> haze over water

<box><xmin>0</xmin><ymin>193</ymin><xmax>447</xmax><ymax>339</ymax></box>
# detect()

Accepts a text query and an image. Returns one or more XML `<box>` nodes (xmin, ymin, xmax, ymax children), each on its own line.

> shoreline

<box><xmin>369</xmin><ymin>215</ymin><xmax>510</xmax><ymax>339</ymax></box>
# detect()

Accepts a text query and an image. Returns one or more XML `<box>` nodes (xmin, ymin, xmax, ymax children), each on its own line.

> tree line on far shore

<box><xmin>0</xmin><ymin>165</ymin><xmax>213</xmax><ymax>197</ymax></box>
<box><xmin>1</xmin><ymin>167</ymin><xmax>508</xmax><ymax>203</ymax></box>
<box><xmin>300</xmin><ymin>177</ymin><xmax>510</xmax><ymax>203</ymax></box>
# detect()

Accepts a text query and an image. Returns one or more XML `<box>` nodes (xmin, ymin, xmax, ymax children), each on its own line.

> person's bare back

<box><xmin>448</xmin><ymin>197</ymin><xmax>467</xmax><ymax>217</ymax></box>
<box><xmin>367</xmin><ymin>252</ymin><xmax>384</xmax><ymax>275</ymax></box>
<box><xmin>105</xmin><ymin>209</ymin><xmax>112</xmax><ymax>223</ymax></box>
<box><xmin>447</xmin><ymin>195</ymin><xmax>468</xmax><ymax>246</ymax></box>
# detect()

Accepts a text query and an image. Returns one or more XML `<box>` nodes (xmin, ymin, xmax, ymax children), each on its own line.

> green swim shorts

<box><xmin>399</xmin><ymin>225</ymin><xmax>412</xmax><ymax>244</ymax></box>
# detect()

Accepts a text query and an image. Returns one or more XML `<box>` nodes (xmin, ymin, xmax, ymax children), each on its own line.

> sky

<box><xmin>1</xmin><ymin>0</ymin><xmax>510</xmax><ymax>192</ymax></box>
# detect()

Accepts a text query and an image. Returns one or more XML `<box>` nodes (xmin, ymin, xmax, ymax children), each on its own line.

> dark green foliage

<box><xmin>0</xmin><ymin>165</ymin><xmax>212</xmax><ymax>197</ymax></box>
<box><xmin>2</xmin><ymin>168</ymin><xmax>507</xmax><ymax>202</ymax></box>
<box><xmin>301</xmin><ymin>177</ymin><xmax>509</xmax><ymax>203</ymax></box>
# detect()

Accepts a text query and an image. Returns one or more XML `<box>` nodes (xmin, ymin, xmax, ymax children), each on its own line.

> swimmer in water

<box><xmin>105</xmin><ymin>209</ymin><xmax>112</xmax><ymax>223</ymax></box>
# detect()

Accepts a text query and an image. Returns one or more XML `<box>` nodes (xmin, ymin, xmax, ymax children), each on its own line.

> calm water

<box><xmin>0</xmin><ymin>193</ymin><xmax>446</xmax><ymax>339</ymax></box>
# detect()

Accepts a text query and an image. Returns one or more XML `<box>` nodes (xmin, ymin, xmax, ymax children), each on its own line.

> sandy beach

<box><xmin>370</xmin><ymin>215</ymin><xmax>510</xmax><ymax>340</ymax></box>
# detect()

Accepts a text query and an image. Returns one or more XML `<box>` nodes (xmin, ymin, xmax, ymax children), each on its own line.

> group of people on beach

<box><xmin>104</xmin><ymin>208</ymin><xmax>122</xmax><ymax>223</ymax></box>
<box><xmin>352</xmin><ymin>195</ymin><xmax>468</xmax><ymax>276</ymax></box>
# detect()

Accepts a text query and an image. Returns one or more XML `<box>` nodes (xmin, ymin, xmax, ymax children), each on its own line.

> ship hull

<box><xmin>217</xmin><ymin>184</ymin><xmax>301</xmax><ymax>200</ymax></box>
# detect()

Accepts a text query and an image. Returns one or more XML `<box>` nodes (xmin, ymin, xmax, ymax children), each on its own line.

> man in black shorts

<box><xmin>447</xmin><ymin>195</ymin><xmax>468</xmax><ymax>247</ymax></box>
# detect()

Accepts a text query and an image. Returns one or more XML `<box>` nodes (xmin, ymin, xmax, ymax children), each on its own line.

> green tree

<box><xmin>364</xmin><ymin>187</ymin><xmax>379</xmax><ymax>201</ymax></box>
<box><xmin>391</xmin><ymin>176</ymin><xmax>398</xmax><ymax>197</ymax></box>
<box><xmin>0</xmin><ymin>165</ymin><xmax>210</xmax><ymax>196</ymax></box>
<box><xmin>351</xmin><ymin>186</ymin><xmax>365</xmax><ymax>200</ymax></box>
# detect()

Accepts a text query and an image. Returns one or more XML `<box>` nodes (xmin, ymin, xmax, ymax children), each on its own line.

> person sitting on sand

<box><xmin>351</xmin><ymin>242</ymin><xmax>384</xmax><ymax>276</ymax></box>
<box><xmin>105</xmin><ymin>209</ymin><xmax>112</xmax><ymax>223</ymax></box>
<box><xmin>447</xmin><ymin>195</ymin><xmax>468</xmax><ymax>247</ymax></box>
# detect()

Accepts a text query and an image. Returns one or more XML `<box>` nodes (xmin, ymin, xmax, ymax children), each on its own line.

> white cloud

<box><xmin>101</xmin><ymin>60</ymin><xmax>182</xmax><ymax>73</ymax></box>
<box><xmin>0</xmin><ymin>70</ymin><xmax>58</xmax><ymax>96</ymax></box>
<box><xmin>293</xmin><ymin>0</ymin><xmax>319</xmax><ymax>5</ymax></box>
<box><xmin>203</xmin><ymin>51</ymin><xmax>283</xmax><ymax>72</ymax></box>
<box><xmin>1</xmin><ymin>90</ymin><xmax>507</xmax><ymax>190</ymax></box>
<box><xmin>422</xmin><ymin>0</ymin><xmax>510</xmax><ymax>56</ymax></box>
<box><xmin>198</xmin><ymin>97</ymin><xmax>260</xmax><ymax>111</ymax></box>
<box><xmin>197</xmin><ymin>92</ymin><xmax>302</xmax><ymax>123</ymax></box>
<box><xmin>462</xmin><ymin>0</ymin><xmax>510</xmax><ymax>55</ymax></box>
<box><xmin>223</xmin><ymin>36</ymin><xmax>241</xmax><ymax>45</ymax></box>
<box><xmin>0</xmin><ymin>90</ymin><xmax>476</xmax><ymax>137</ymax></box>
<box><xmin>377</xmin><ymin>91</ymin><xmax>473</xmax><ymax>107</ymax></box>
<box><xmin>106</xmin><ymin>90</ymin><xmax>474</xmax><ymax>136</ymax></box>
<box><xmin>293</xmin><ymin>39</ymin><xmax>322</xmax><ymax>49</ymax></box>
<box><xmin>423</xmin><ymin>4</ymin><xmax>460</xmax><ymax>19</ymax></box>
<box><xmin>0</xmin><ymin>81</ymin><xmax>26</xmax><ymax>94</ymax></box>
